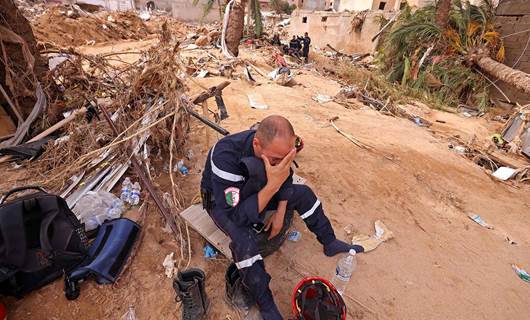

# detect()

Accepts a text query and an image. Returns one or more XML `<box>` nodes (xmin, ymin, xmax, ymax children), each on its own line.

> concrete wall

<box><xmin>77</xmin><ymin>0</ymin><xmax>134</xmax><ymax>10</ymax></box>
<box><xmin>134</xmin><ymin>0</ymin><xmax>221</xmax><ymax>21</ymax></box>
<box><xmin>290</xmin><ymin>10</ymin><xmax>390</xmax><ymax>54</ymax></box>
<box><xmin>172</xmin><ymin>0</ymin><xmax>221</xmax><ymax>22</ymax></box>
<box><xmin>300</xmin><ymin>0</ymin><xmax>327</xmax><ymax>11</ymax></box>
<box><xmin>494</xmin><ymin>0</ymin><xmax>530</xmax><ymax>104</ymax></box>
<box><xmin>320</xmin><ymin>0</ymin><xmax>430</xmax><ymax>12</ymax></box>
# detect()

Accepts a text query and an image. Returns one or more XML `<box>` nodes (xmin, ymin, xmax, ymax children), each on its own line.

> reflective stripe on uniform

<box><xmin>210</xmin><ymin>144</ymin><xmax>245</xmax><ymax>182</ymax></box>
<box><xmin>300</xmin><ymin>199</ymin><xmax>320</xmax><ymax>220</ymax></box>
<box><xmin>235</xmin><ymin>254</ymin><xmax>263</xmax><ymax>269</ymax></box>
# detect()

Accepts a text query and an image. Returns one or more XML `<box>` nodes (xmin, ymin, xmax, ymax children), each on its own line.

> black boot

<box><xmin>226</xmin><ymin>263</ymin><xmax>255</xmax><ymax>309</ymax></box>
<box><xmin>225</xmin><ymin>263</ymin><xmax>263</xmax><ymax>319</ymax></box>
<box><xmin>174</xmin><ymin>268</ymin><xmax>209</xmax><ymax>320</ymax></box>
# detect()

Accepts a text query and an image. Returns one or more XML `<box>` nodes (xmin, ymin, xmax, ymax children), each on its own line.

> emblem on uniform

<box><xmin>224</xmin><ymin>187</ymin><xmax>240</xmax><ymax>207</ymax></box>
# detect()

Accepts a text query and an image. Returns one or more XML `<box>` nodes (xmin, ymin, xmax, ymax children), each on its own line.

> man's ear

<box><xmin>253</xmin><ymin>137</ymin><xmax>261</xmax><ymax>151</ymax></box>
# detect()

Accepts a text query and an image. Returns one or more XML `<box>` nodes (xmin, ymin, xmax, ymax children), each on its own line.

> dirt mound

<box><xmin>144</xmin><ymin>16</ymin><xmax>190</xmax><ymax>37</ymax></box>
<box><xmin>32</xmin><ymin>6</ymin><xmax>152</xmax><ymax>47</ymax></box>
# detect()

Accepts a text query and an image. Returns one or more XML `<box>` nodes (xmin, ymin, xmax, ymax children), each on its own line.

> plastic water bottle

<box><xmin>107</xmin><ymin>198</ymin><xmax>124</xmax><ymax>219</ymax></box>
<box><xmin>331</xmin><ymin>249</ymin><xmax>357</xmax><ymax>296</ymax></box>
<box><xmin>120</xmin><ymin>177</ymin><xmax>132</xmax><ymax>202</ymax></box>
<box><xmin>129</xmin><ymin>182</ymin><xmax>141</xmax><ymax>206</ymax></box>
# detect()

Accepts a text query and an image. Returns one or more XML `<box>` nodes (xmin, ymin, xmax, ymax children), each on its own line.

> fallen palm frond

<box><xmin>378</xmin><ymin>0</ymin><xmax>502</xmax><ymax>112</ymax></box>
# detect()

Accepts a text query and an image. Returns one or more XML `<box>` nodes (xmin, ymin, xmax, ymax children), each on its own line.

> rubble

<box><xmin>31</xmin><ymin>5</ymin><xmax>152</xmax><ymax>48</ymax></box>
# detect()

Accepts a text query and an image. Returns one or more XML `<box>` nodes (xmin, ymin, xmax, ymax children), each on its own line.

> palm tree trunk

<box><xmin>475</xmin><ymin>56</ymin><xmax>530</xmax><ymax>95</ymax></box>
<box><xmin>225</xmin><ymin>0</ymin><xmax>246</xmax><ymax>57</ymax></box>
<box><xmin>435</xmin><ymin>0</ymin><xmax>452</xmax><ymax>30</ymax></box>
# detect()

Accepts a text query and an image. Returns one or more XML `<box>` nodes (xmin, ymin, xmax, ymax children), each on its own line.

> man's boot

<box><xmin>173</xmin><ymin>268</ymin><xmax>209</xmax><ymax>320</ymax></box>
<box><xmin>225</xmin><ymin>263</ymin><xmax>262</xmax><ymax>319</ymax></box>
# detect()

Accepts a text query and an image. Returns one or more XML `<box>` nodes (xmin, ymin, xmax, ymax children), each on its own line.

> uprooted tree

<box><xmin>380</xmin><ymin>0</ymin><xmax>530</xmax><ymax>110</ymax></box>
<box><xmin>224</xmin><ymin>0</ymin><xmax>263</xmax><ymax>56</ymax></box>
<box><xmin>0</xmin><ymin>0</ymin><xmax>48</xmax><ymax>122</ymax></box>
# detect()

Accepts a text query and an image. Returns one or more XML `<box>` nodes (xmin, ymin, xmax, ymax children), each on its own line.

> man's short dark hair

<box><xmin>255</xmin><ymin>115</ymin><xmax>295</xmax><ymax>147</ymax></box>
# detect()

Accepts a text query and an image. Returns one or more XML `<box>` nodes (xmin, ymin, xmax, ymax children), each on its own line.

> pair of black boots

<box><xmin>173</xmin><ymin>264</ymin><xmax>256</xmax><ymax>320</ymax></box>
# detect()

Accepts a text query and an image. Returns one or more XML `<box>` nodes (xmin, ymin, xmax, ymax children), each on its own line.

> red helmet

<box><xmin>292</xmin><ymin>277</ymin><xmax>347</xmax><ymax>320</ymax></box>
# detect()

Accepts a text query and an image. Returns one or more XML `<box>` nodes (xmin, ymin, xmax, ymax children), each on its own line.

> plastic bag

<box><xmin>73</xmin><ymin>191</ymin><xmax>124</xmax><ymax>231</ymax></box>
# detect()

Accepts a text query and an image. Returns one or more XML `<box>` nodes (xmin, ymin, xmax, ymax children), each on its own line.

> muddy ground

<box><xmin>3</xmin><ymin>14</ymin><xmax>530</xmax><ymax>320</ymax></box>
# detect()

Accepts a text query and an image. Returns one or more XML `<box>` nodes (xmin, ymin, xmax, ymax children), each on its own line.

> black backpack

<box><xmin>0</xmin><ymin>186</ymin><xmax>88</xmax><ymax>297</ymax></box>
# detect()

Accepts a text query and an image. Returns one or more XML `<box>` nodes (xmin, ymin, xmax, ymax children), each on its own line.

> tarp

<box><xmin>220</xmin><ymin>0</ymin><xmax>236</xmax><ymax>59</ymax></box>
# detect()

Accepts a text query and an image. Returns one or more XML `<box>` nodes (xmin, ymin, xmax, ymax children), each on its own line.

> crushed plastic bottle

<box><xmin>331</xmin><ymin>249</ymin><xmax>357</xmax><ymax>296</ymax></box>
<box><xmin>120</xmin><ymin>177</ymin><xmax>132</xmax><ymax>203</ymax></box>
<box><xmin>287</xmin><ymin>230</ymin><xmax>301</xmax><ymax>242</ymax></box>
<box><xmin>74</xmin><ymin>191</ymin><xmax>124</xmax><ymax>231</ymax></box>
<box><xmin>129</xmin><ymin>182</ymin><xmax>141</xmax><ymax>206</ymax></box>
<box><xmin>174</xmin><ymin>159</ymin><xmax>189</xmax><ymax>175</ymax></box>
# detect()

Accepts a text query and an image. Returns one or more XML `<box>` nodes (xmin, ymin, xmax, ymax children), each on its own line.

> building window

<box><xmin>378</xmin><ymin>1</ymin><xmax>386</xmax><ymax>10</ymax></box>
<box><xmin>321</xmin><ymin>16</ymin><xmax>327</xmax><ymax>22</ymax></box>
<box><xmin>302</xmin><ymin>17</ymin><xmax>307</xmax><ymax>23</ymax></box>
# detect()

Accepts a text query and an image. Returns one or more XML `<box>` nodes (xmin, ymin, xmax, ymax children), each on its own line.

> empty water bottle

<box><xmin>108</xmin><ymin>198</ymin><xmax>124</xmax><ymax>219</ymax></box>
<box><xmin>129</xmin><ymin>182</ymin><xmax>141</xmax><ymax>206</ymax></box>
<box><xmin>121</xmin><ymin>177</ymin><xmax>132</xmax><ymax>202</ymax></box>
<box><xmin>174</xmin><ymin>159</ymin><xmax>189</xmax><ymax>175</ymax></box>
<box><xmin>331</xmin><ymin>249</ymin><xmax>356</xmax><ymax>296</ymax></box>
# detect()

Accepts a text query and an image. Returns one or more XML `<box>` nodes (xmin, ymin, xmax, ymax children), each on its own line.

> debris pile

<box><xmin>32</xmin><ymin>5</ymin><xmax>153</xmax><ymax>48</ymax></box>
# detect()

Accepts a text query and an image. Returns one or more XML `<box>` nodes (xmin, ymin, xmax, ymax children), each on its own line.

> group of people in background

<box><xmin>271</xmin><ymin>32</ymin><xmax>311</xmax><ymax>63</ymax></box>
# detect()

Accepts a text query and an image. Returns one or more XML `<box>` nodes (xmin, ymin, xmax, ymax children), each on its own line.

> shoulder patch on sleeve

<box><xmin>224</xmin><ymin>187</ymin><xmax>240</xmax><ymax>207</ymax></box>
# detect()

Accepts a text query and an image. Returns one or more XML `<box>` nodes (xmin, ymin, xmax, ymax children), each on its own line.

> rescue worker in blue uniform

<box><xmin>201</xmin><ymin>115</ymin><xmax>363</xmax><ymax>319</ymax></box>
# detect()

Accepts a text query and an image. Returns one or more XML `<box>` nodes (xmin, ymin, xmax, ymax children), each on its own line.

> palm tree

<box><xmin>474</xmin><ymin>55</ymin><xmax>530</xmax><ymax>95</ymax></box>
<box><xmin>435</xmin><ymin>0</ymin><xmax>452</xmax><ymax>30</ymax></box>
<box><xmin>435</xmin><ymin>0</ymin><xmax>530</xmax><ymax>95</ymax></box>
<box><xmin>225</xmin><ymin>0</ymin><xmax>246</xmax><ymax>56</ymax></box>
<box><xmin>195</xmin><ymin>0</ymin><xmax>262</xmax><ymax>57</ymax></box>
<box><xmin>381</xmin><ymin>0</ymin><xmax>530</xmax><ymax>109</ymax></box>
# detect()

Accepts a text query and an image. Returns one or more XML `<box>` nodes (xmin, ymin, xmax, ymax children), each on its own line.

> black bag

<box><xmin>0</xmin><ymin>186</ymin><xmax>88</xmax><ymax>297</ymax></box>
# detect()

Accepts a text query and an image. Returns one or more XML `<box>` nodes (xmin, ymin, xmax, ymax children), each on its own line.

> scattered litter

<box><xmin>248</xmin><ymin>93</ymin><xmax>268</xmax><ymax>110</ymax></box>
<box><xmin>195</xmin><ymin>69</ymin><xmax>209</xmax><ymax>78</ymax></box>
<box><xmin>511</xmin><ymin>264</ymin><xmax>530</xmax><ymax>283</ymax></box>
<box><xmin>203</xmin><ymin>244</ymin><xmax>218</xmax><ymax>259</ymax></box>
<box><xmin>312</xmin><ymin>94</ymin><xmax>333</xmax><ymax>104</ymax></box>
<box><xmin>139</xmin><ymin>10</ymin><xmax>151</xmax><ymax>21</ymax></box>
<box><xmin>185</xmin><ymin>44</ymin><xmax>199</xmax><ymax>50</ymax></box>
<box><xmin>450</xmin><ymin>145</ymin><xmax>467</xmax><ymax>154</ymax></box>
<box><xmin>492</xmin><ymin>167</ymin><xmax>517</xmax><ymax>181</ymax></box>
<box><xmin>344</xmin><ymin>224</ymin><xmax>354</xmax><ymax>235</ymax></box>
<box><xmin>162</xmin><ymin>252</ymin><xmax>177</xmax><ymax>278</ymax></box>
<box><xmin>121</xmin><ymin>306</ymin><xmax>137</xmax><ymax>320</ymax></box>
<box><xmin>276</xmin><ymin>18</ymin><xmax>290</xmax><ymax>27</ymax></box>
<box><xmin>351</xmin><ymin>220</ymin><xmax>394</xmax><ymax>253</ymax></box>
<box><xmin>267</xmin><ymin>68</ymin><xmax>293</xmax><ymax>86</ymax></box>
<box><xmin>244</xmin><ymin>66</ymin><xmax>256</xmax><ymax>83</ymax></box>
<box><xmin>174</xmin><ymin>159</ymin><xmax>189</xmax><ymax>175</ymax></box>
<box><xmin>287</xmin><ymin>230</ymin><xmax>301</xmax><ymax>242</ymax></box>
<box><xmin>505</xmin><ymin>235</ymin><xmax>517</xmax><ymax>245</ymax></box>
<box><xmin>467</xmin><ymin>213</ymin><xmax>493</xmax><ymax>229</ymax></box>
<box><xmin>73</xmin><ymin>191</ymin><xmax>124</xmax><ymax>231</ymax></box>
<box><xmin>413</xmin><ymin>116</ymin><xmax>426</xmax><ymax>127</ymax></box>
<box><xmin>48</xmin><ymin>54</ymin><xmax>70</xmax><ymax>71</ymax></box>
<box><xmin>186</xmin><ymin>149</ymin><xmax>194</xmax><ymax>160</ymax></box>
